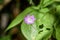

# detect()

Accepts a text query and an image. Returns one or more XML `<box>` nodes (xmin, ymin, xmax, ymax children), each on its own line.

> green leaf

<box><xmin>37</xmin><ymin>0</ymin><xmax>44</xmax><ymax>9</ymax></box>
<box><xmin>37</xmin><ymin>12</ymin><xmax>55</xmax><ymax>27</ymax></box>
<box><xmin>36</xmin><ymin>12</ymin><xmax>55</xmax><ymax>40</ymax></box>
<box><xmin>5</xmin><ymin>7</ymin><xmax>34</xmax><ymax>32</ymax></box>
<box><xmin>55</xmin><ymin>0</ymin><xmax>60</xmax><ymax>2</ymax></box>
<box><xmin>35</xmin><ymin>29</ymin><xmax>52</xmax><ymax>40</ymax></box>
<box><xmin>54</xmin><ymin>20</ymin><xmax>60</xmax><ymax>40</ymax></box>
<box><xmin>56</xmin><ymin>5</ymin><xmax>60</xmax><ymax>14</ymax></box>
<box><xmin>0</xmin><ymin>0</ymin><xmax>3</xmax><ymax>4</ymax></box>
<box><xmin>21</xmin><ymin>9</ymin><xmax>55</xmax><ymax>40</ymax></box>
<box><xmin>0</xmin><ymin>35</ymin><xmax>11</xmax><ymax>40</ymax></box>
<box><xmin>21</xmin><ymin>22</ymin><xmax>38</xmax><ymax>40</ymax></box>
<box><xmin>37</xmin><ymin>0</ymin><xmax>54</xmax><ymax>9</ymax></box>
<box><xmin>21</xmin><ymin>11</ymin><xmax>38</xmax><ymax>40</ymax></box>
<box><xmin>55</xmin><ymin>25</ymin><xmax>60</xmax><ymax>40</ymax></box>
<box><xmin>39</xmin><ymin>8</ymin><xmax>49</xmax><ymax>13</ymax></box>
<box><xmin>43</xmin><ymin>0</ymin><xmax>54</xmax><ymax>7</ymax></box>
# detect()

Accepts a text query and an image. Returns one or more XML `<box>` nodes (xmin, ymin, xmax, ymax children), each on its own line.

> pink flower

<box><xmin>24</xmin><ymin>15</ymin><xmax>36</xmax><ymax>24</ymax></box>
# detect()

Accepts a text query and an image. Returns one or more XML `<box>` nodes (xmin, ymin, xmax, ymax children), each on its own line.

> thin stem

<box><xmin>31</xmin><ymin>0</ymin><xmax>44</xmax><ymax>10</ymax></box>
<box><xmin>30</xmin><ymin>0</ymin><xmax>35</xmax><ymax>6</ymax></box>
<box><xmin>27</xmin><ymin>0</ymin><xmax>35</xmax><ymax>6</ymax></box>
<box><xmin>37</xmin><ymin>0</ymin><xmax>44</xmax><ymax>9</ymax></box>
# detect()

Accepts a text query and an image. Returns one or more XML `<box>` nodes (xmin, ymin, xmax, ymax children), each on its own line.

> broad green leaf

<box><xmin>5</xmin><ymin>7</ymin><xmax>34</xmax><ymax>32</ymax></box>
<box><xmin>0</xmin><ymin>35</ymin><xmax>11</xmax><ymax>40</ymax></box>
<box><xmin>21</xmin><ymin>22</ymin><xmax>38</xmax><ymax>40</ymax></box>
<box><xmin>21</xmin><ymin>11</ymin><xmax>38</xmax><ymax>40</ymax></box>
<box><xmin>36</xmin><ymin>12</ymin><xmax>55</xmax><ymax>40</ymax></box>
<box><xmin>37</xmin><ymin>12</ymin><xmax>55</xmax><ymax>27</ymax></box>
<box><xmin>35</xmin><ymin>29</ymin><xmax>53</xmax><ymax>40</ymax></box>
<box><xmin>21</xmin><ymin>9</ymin><xmax>55</xmax><ymax>40</ymax></box>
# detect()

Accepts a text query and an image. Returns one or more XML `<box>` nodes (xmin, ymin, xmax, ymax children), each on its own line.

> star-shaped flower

<box><xmin>24</xmin><ymin>15</ymin><xmax>36</xmax><ymax>24</ymax></box>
